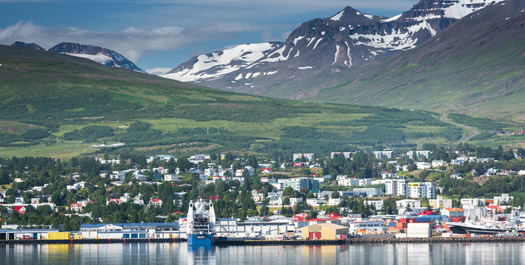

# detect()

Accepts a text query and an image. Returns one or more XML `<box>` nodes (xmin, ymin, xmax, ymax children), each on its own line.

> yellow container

<box><xmin>48</xmin><ymin>232</ymin><xmax>70</xmax><ymax>240</ymax></box>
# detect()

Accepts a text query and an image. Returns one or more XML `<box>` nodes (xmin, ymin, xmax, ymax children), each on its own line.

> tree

<box><xmin>177</xmin><ymin>157</ymin><xmax>192</xmax><ymax>173</ymax></box>
<box><xmin>0</xmin><ymin>171</ymin><xmax>10</xmax><ymax>185</ymax></box>
<box><xmin>247</xmin><ymin>155</ymin><xmax>258</xmax><ymax>168</ymax></box>
<box><xmin>242</xmin><ymin>169</ymin><xmax>251</xmax><ymax>190</ymax></box>
<box><xmin>282</xmin><ymin>187</ymin><xmax>295</xmax><ymax>198</ymax></box>
<box><xmin>259</xmin><ymin>206</ymin><xmax>269</xmax><ymax>216</ymax></box>
<box><xmin>283</xmin><ymin>197</ymin><xmax>291</xmax><ymax>205</ymax></box>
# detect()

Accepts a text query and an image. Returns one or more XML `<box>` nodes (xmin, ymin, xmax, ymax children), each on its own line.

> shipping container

<box><xmin>48</xmin><ymin>232</ymin><xmax>70</xmax><ymax>240</ymax></box>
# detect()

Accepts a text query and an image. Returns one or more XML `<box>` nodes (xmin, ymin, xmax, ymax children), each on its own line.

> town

<box><xmin>1</xmin><ymin>143</ymin><xmax>525</xmax><ymax>241</ymax></box>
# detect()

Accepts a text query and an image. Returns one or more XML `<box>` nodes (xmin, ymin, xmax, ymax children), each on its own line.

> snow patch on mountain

<box><xmin>443</xmin><ymin>0</ymin><xmax>506</xmax><ymax>19</ymax></box>
<box><xmin>163</xmin><ymin>42</ymin><xmax>280</xmax><ymax>82</ymax></box>
<box><xmin>331</xmin><ymin>10</ymin><xmax>345</xmax><ymax>21</ymax></box>
<box><xmin>66</xmin><ymin>53</ymin><xmax>113</xmax><ymax>65</ymax></box>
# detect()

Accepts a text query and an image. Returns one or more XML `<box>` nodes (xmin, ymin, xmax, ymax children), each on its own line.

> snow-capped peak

<box><xmin>162</xmin><ymin>42</ymin><xmax>282</xmax><ymax>82</ymax></box>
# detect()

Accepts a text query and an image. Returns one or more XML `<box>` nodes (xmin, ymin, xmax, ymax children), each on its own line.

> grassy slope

<box><xmin>0</xmin><ymin>45</ymin><xmax>495</xmax><ymax>158</ymax></box>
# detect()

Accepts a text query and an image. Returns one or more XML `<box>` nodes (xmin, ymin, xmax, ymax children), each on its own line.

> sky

<box><xmin>0</xmin><ymin>0</ymin><xmax>416</xmax><ymax>74</ymax></box>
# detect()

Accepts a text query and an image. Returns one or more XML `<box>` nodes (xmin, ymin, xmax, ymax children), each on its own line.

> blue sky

<box><xmin>0</xmin><ymin>0</ymin><xmax>416</xmax><ymax>73</ymax></box>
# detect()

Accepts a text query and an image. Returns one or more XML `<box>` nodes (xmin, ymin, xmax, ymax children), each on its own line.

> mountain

<box><xmin>304</xmin><ymin>0</ymin><xmax>525</xmax><ymax>121</ymax></box>
<box><xmin>163</xmin><ymin>0</ymin><xmax>504</xmax><ymax>95</ymax></box>
<box><xmin>48</xmin><ymin>42</ymin><xmax>145</xmax><ymax>73</ymax></box>
<box><xmin>0</xmin><ymin>44</ymin><xmax>489</xmax><ymax>158</ymax></box>
<box><xmin>163</xmin><ymin>42</ymin><xmax>283</xmax><ymax>82</ymax></box>
<box><xmin>11</xmin><ymin>41</ymin><xmax>45</xmax><ymax>51</ymax></box>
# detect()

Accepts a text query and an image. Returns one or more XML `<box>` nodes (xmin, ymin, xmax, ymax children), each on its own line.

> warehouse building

<box><xmin>301</xmin><ymin>223</ymin><xmax>348</xmax><ymax>240</ymax></box>
<box><xmin>0</xmin><ymin>229</ymin><xmax>59</xmax><ymax>240</ymax></box>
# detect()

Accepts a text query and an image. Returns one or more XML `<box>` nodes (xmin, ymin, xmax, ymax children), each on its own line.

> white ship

<box><xmin>187</xmin><ymin>198</ymin><xmax>216</xmax><ymax>248</ymax></box>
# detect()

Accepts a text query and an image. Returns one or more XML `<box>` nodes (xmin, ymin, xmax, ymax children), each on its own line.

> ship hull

<box><xmin>187</xmin><ymin>233</ymin><xmax>214</xmax><ymax>248</ymax></box>
<box><xmin>447</xmin><ymin>222</ymin><xmax>524</xmax><ymax>235</ymax></box>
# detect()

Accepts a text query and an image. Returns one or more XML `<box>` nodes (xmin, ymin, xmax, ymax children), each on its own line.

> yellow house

<box><xmin>301</xmin><ymin>223</ymin><xmax>348</xmax><ymax>240</ymax></box>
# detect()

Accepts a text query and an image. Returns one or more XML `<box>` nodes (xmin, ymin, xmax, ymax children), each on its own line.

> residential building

<box><xmin>289</xmin><ymin>197</ymin><xmax>304</xmax><ymax>206</ymax></box>
<box><xmin>407</xmin><ymin>182</ymin><xmax>435</xmax><ymax>199</ymax></box>
<box><xmin>494</xmin><ymin>194</ymin><xmax>513</xmax><ymax>205</ymax></box>
<box><xmin>429</xmin><ymin>196</ymin><xmax>452</xmax><ymax>210</ymax></box>
<box><xmin>385</xmin><ymin>179</ymin><xmax>407</xmax><ymax>197</ymax></box>
<box><xmin>189</xmin><ymin>154</ymin><xmax>210</xmax><ymax>164</ymax></box>
<box><xmin>330</xmin><ymin>152</ymin><xmax>352</xmax><ymax>159</ymax></box>
<box><xmin>164</xmin><ymin>174</ymin><xmax>180</xmax><ymax>181</ymax></box>
<box><xmin>149</xmin><ymin>199</ymin><xmax>163</xmax><ymax>207</ymax></box>
<box><xmin>338</xmin><ymin>177</ymin><xmax>372</xmax><ymax>187</ymax></box>
<box><xmin>365</xmin><ymin>200</ymin><xmax>384</xmax><ymax>210</ymax></box>
<box><xmin>306</xmin><ymin>198</ymin><xmax>324</xmax><ymax>207</ymax></box>
<box><xmin>293</xmin><ymin>153</ymin><xmax>314</xmax><ymax>162</ymax></box>
<box><xmin>461</xmin><ymin>198</ymin><xmax>485</xmax><ymax>209</ymax></box>
<box><xmin>407</xmin><ymin>151</ymin><xmax>431</xmax><ymax>160</ymax></box>
<box><xmin>431</xmin><ymin>160</ymin><xmax>445</xmax><ymax>168</ymax></box>
<box><xmin>442</xmin><ymin>208</ymin><xmax>465</xmax><ymax>217</ymax></box>
<box><xmin>416</xmin><ymin>162</ymin><xmax>431</xmax><ymax>170</ymax></box>
<box><xmin>396</xmin><ymin>199</ymin><xmax>421</xmax><ymax>210</ymax></box>
<box><xmin>373</xmin><ymin>151</ymin><xmax>394</xmax><ymax>159</ymax></box>
<box><xmin>353</xmin><ymin>188</ymin><xmax>383</xmax><ymax>197</ymax></box>
<box><xmin>286</xmin><ymin>178</ymin><xmax>319</xmax><ymax>192</ymax></box>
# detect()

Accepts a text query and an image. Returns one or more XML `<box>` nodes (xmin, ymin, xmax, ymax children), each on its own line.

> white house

<box><xmin>149</xmin><ymin>199</ymin><xmax>163</xmax><ymax>207</ymax></box>
<box><xmin>289</xmin><ymin>197</ymin><xmax>304</xmax><ymax>206</ymax></box>
<box><xmin>164</xmin><ymin>174</ymin><xmax>180</xmax><ymax>181</ymax></box>
<box><xmin>416</xmin><ymin>162</ymin><xmax>431</xmax><ymax>170</ymax></box>
<box><xmin>396</xmin><ymin>199</ymin><xmax>421</xmax><ymax>209</ymax></box>
<box><xmin>365</xmin><ymin>200</ymin><xmax>384</xmax><ymax>210</ymax></box>
<box><xmin>442</xmin><ymin>208</ymin><xmax>465</xmax><ymax>217</ymax></box>
<box><xmin>431</xmin><ymin>160</ymin><xmax>445</xmax><ymax>168</ymax></box>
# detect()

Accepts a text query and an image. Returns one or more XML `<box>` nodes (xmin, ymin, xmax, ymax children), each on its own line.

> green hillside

<box><xmin>0</xmin><ymin>45</ymin><xmax>507</xmax><ymax>158</ymax></box>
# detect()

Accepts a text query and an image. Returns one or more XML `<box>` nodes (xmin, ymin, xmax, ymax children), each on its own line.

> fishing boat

<box><xmin>187</xmin><ymin>198</ymin><xmax>216</xmax><ymax>248</ymax></box>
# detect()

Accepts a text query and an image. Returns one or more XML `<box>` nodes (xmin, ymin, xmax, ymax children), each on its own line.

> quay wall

<box><xmin>1</xmin><ymin>236</ymin><xmax>525</xmax><ymax>245</ymax></box>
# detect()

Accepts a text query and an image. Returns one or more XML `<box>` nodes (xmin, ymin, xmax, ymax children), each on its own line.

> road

<box><xmin>440</xmin><ymin>113</ymin><xmax>480</xmax><ymax>144</ymax></box>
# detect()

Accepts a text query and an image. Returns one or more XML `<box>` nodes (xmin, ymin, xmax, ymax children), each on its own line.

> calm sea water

<box><xmin>1</xmin><ymin>242</ymin><xmax>524</xmax><ymax>264</ymax></box>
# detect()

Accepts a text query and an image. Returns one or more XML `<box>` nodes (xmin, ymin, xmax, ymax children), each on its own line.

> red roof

<box><xmin>173</xmin><ymin>211</ymin><xmax>183</xmax><ymax>214</ymax></box>
<box><xmin>418</xmin><ymin>210</ymin><xmax>438</xmax><ymax>215</ymax></box>
<box><xmin>328</xmin><ymin>213</ymin><xmax>342</xmax><ymax>218</ymax></box>
<box><xmin>152</xmin><ymin>199</ymin><xmax>161</xmax><ymax>202</ymax></box>
<box><xmin>14</xmin><ymin>206</ymin><xmax>26</xmax><ymax>213</ymax></box>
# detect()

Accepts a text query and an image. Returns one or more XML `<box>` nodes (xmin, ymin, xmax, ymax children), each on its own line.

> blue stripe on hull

<box><xmin>187</xmin><ymin>234</ymin><xmax>214</xmax><ymax>248</ymax></box>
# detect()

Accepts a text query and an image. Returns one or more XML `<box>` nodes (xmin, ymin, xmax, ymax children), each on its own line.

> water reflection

<box><xmin>0</xmin><ymin>242</ymin><xmax>524</xmax><ymax>264</ymax></box>
<box><xmin>187</xmin><ymin>246</ymin><xmax>216</xmax><ymax>265</ymax></box>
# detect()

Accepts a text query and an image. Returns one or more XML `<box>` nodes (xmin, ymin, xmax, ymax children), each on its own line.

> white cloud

<box><xmin>261</xmin><ymin>30</ymin><xmax>291</xmax><ymax>42</ymax></box>
<box><xmin>0</xmin><ymin>21</ymin><xmax>197</xmax><ymax>62</ymax></box>
<box><xmin>0</xmin><ymin>20</ymin><xmax>288</xmax><ymax>62</ymax></box>
<box><xmin>146</xmin><ymin>67</ymin><xmax>172</xmax><ymax>75</ymax></box>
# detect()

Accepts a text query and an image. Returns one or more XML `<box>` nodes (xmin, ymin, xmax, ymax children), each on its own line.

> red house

<box><xmin>14</xmin><ymin>206</ymin><xmax>26</xmax><ymax>214</ymax></box>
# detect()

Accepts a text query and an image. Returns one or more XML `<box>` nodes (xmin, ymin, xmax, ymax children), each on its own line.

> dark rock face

<box><xmin>48</xmin><ymin>42</ymin><xmax>145</xmax><ymax>73</ymax></box>
<box><xmin>11</xmin><ymin>41</ymin><xmax>45</xmax><ymax>51</ymax></box>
